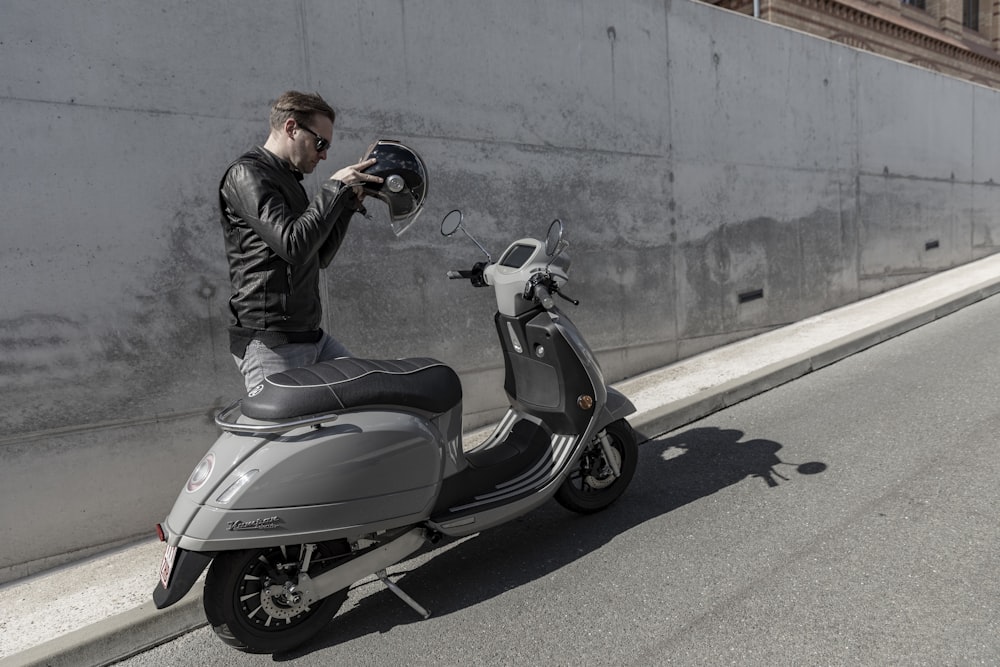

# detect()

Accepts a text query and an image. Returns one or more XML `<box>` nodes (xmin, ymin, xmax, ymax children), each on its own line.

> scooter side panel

<box><xmin>212</xmin><ymin>411</ymin><xmax>443</xmax><ymax>510</ymax></box>
<box><xmin>175</xmin><ymin>488</ymin><xmax>434</xmax><ymax>551</ymax></box>
<box><xmin>162</xmin><ymin>411</ymin><xmax>445</xmax><ymax>550</ymax></box>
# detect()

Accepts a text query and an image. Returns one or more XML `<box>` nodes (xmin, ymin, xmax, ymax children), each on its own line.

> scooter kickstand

<box><xmin>376</xmin><ymin>569</ymin><xmax>431</xmax><ymax>619</ymax></box>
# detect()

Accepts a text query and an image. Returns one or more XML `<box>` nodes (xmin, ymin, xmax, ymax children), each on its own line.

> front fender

<box><xmin>603</xmin><ymin>387</ymin><xmax>636</xmax><ymax>422</ymax></box>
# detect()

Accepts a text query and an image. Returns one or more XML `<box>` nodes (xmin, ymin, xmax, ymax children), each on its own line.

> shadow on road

<box><xmin>277</xmin><ymin>425</ymin><xmax>827</xmax><ymax>660</ymax></box>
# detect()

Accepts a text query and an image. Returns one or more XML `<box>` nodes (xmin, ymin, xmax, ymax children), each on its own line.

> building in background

<box><xmin>706</xmin><ymin>0</ymin><xmax>1000</xmax><ymax>87</ymax></box>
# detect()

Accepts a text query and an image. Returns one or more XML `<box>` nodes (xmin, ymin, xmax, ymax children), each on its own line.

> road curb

<box><xmin>0</xmin><ymin>583</ymin><xmax>205</xmax><ymax>667</ymax></box>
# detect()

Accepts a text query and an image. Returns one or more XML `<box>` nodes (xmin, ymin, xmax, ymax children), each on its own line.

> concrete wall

<box><xmin>2</xmin><ymin>0</ymin><xmax>999</xmax><ymax>580</ymax></box>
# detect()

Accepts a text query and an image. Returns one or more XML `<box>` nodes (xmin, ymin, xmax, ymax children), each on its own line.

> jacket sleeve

<box><xmin>316</xmin><ymin>185</ymin><xmax>361</xmax><ymax>269</ymax></box>
<box><xmin>222</xmin><ymin>162</ymin><xmax>351</xmax><ymax>266</ymax></box>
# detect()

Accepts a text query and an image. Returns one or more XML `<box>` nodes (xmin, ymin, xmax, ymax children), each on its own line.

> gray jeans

<box><xmin>234</xmin><ymin>332</ymin><xmax>352</xmax><ymax>392</ymax></box>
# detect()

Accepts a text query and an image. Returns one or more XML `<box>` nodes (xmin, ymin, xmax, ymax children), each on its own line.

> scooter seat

<box><xmin>241</xmin><ymin>357</ymin><xmax>462</xmax><ymax>421</ymax></box>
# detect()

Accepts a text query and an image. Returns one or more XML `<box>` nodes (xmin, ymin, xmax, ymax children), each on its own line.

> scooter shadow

<box><xmin>276</xmin><ymin>425</ymin><xmax>827</xmax><ymax>660</ymax></box>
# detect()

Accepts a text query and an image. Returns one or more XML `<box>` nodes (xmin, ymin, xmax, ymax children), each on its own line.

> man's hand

<box><xmin>331</xmin><ymin>158</ymin><xmax>383</xmax><ymax>198</ymax></box>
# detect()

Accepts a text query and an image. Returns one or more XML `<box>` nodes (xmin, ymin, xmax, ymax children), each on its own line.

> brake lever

<box><xmin>555</xmin><ymin>291</ymin><xmax>580</xmax><ymax>306</ymax></box>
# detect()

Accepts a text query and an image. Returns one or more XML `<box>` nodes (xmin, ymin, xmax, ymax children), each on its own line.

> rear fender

<box><xmin>152</xmin><ymin>548</ymin><xmax>213</xmax><ymax>609</ymax></box>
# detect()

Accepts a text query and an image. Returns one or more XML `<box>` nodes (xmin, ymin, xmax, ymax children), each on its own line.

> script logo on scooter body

<box><xmin>227</xmin><ymin>516</ymin><xmax>283</xmax><ymax>531</ymax></box>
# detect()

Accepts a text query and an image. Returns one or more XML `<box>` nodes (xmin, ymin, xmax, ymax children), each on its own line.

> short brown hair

<box><xmin>269</xmin><ymin>91</ymin><xmax>336</xmax><ymax>130</ymax></box>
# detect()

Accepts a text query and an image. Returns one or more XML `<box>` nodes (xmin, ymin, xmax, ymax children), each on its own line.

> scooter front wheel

<box><xmin>556</xmin><ymin>419</ymin><xmax>638</xmax><ymax>514</ymax></box>
<box><xmin>203</xmin><ymin>541</ymin><xmax>350</xmax><ymax>654</ymax></box>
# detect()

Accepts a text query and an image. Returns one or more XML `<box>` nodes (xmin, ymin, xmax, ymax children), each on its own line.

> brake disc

<box><xmin>584</xmin><ymin>447</ymin><xmax>621</xmax><ymax>490</ymax></box>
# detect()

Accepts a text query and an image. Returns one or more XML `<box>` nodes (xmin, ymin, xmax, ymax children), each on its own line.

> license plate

<box><xmin>159</xmin><ymin>544</ymin><xmax>177</xmax><ymax>589</ymax></box>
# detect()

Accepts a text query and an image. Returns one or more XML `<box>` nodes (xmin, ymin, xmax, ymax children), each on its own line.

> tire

<box><xmin>203</xmin><ymin>541</ymin><xmax>350</xmax><ymax>654</ymax></box>
<box><xmin>555</xmin><ymin>419</ymin><xmax>638</xmax><ymax>514</ymax></box>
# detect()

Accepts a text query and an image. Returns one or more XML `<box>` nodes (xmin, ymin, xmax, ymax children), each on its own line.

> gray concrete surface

<box><xmin>2</xmin><ymin>250</ymin><xmax>999</xmax><ymax>667</ymax></box>
<box><xmin>6</xmin><ymin>0</ymin><xmax>1000</xmax><ymax>578</ymax></box>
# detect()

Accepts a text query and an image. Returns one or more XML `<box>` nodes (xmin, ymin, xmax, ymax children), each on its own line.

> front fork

<box><xmin>596</xmin><ymin>428</ymin><xmax>622</xmax><ymax>478</ymax></box>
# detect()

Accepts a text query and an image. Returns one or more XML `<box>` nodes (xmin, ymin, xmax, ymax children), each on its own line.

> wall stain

<box><xmin>0</xmin><ymin>191</ymin><xmax>233</xmax><ymax>437</ymax></box>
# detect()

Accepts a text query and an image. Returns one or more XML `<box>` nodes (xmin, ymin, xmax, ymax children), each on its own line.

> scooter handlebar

<box><xmin>446</xmin><ymin>262</ymin><xmax>488</xmax><ymax>287</ymax></box>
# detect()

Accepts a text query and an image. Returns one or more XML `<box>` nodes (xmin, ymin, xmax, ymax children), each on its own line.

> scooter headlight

<box><xmin>185</xmin><ymin>453</ymin><xmax>215</xmax><ymax>493</ymax></box>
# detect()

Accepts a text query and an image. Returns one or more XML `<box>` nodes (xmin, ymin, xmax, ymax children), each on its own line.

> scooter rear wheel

<box><xmin>555</xmin><ymin>419</ymin><xmax>638</xmax><ymax>514</ymax></box>
<box><xmin>203</xmin><ymin>541</ymin><xmax>350</xmax><ymax>654</ymax></box>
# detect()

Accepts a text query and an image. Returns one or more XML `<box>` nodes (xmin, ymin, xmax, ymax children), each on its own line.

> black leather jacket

<box><xmin>219</xmin><ymin>146</ymin><xmax>357</xmax><ymax>351</ymax></box>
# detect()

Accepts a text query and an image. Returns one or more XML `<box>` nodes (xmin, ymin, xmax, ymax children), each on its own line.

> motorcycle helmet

<box><xmin>361</xmin><ymin>140</ymin><xmax>428</xmax><ymax>236</ymax></box>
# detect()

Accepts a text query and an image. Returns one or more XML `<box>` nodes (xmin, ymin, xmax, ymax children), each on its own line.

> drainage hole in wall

<box><xmin>738</xmin><ymin>288</ymin><xmax>765</xmax><ymax>304</ymax></box>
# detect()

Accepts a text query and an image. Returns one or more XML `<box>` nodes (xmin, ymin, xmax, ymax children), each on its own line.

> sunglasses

<box><xmin>298</xmin><ymin>124</ymin><xmax>331</xmax><ymax>153</ymax></box>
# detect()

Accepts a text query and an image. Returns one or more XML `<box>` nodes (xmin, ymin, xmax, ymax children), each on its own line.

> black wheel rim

<box><xmin>235</xmin><ymin>545</ymin><xmax>320</xmax><ymax>632</ymax></box>
<box><xmin>572</xmin><ymin>439</ymin><xmax>622</xmax><ymax>493</ymax></box>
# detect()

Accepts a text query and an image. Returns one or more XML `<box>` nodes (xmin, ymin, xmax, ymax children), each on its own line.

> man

<box><xmin>219</xmin><ymin>90</ymin><xmax>382</xmax><ymax>391</ymax></box>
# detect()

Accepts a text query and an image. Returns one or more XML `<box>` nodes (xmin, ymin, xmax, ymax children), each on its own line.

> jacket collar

<box><xmin>251</xmin><ymin>145</ymin><xmax>304</xmax><ymax>182</ymax></box>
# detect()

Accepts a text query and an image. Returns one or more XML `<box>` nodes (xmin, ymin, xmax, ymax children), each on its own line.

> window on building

<box><xmin>901</xmin><ymin>0</ymin><xmax>926</xmax><ymax>9</ymax></box>
<box><xmin>964</xmin><ymin>0</ymin><xmax>979</xmax><ymax>29</ymax></box>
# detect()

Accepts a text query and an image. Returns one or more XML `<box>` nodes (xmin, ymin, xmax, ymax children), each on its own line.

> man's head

<box><xmin>265</xmin><ymin>91</ymin><xmax>336</xmax><ymax>174</ymax></box>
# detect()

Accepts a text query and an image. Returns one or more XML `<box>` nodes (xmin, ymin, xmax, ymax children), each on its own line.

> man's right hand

<box><xmin>332</xmin><ymin>158</ymin><xmax>383</xmax><ymax>188</ymax></box>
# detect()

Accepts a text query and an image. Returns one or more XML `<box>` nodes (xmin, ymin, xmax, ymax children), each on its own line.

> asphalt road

<box><xmin>117</xmin><ymin>295</ymin><xmax>1000</xmax><ymax>666</ymax></box>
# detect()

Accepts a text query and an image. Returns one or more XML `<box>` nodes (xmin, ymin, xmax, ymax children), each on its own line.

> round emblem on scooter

<box><xmin>248</xmin><ymin>383</ymin><xmax>264</xmax><ymax>398</ymax></box>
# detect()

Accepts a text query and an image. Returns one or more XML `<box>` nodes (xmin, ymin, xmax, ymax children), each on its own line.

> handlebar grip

<box><xmin>447</xmin><ymin>270</ymin><xmax>464</xmax><ymax>279</ymax></box>
<box><xmin>535</xmin><ymin>285</ymin><xmax>554</xmax><ymax>310</ymax></box>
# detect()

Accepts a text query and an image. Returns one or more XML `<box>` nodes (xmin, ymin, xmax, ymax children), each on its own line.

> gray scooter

<box><xmin>151</xmin><ymin>210</ymin><xmax>639</xmax><ymax>654</ymax></box>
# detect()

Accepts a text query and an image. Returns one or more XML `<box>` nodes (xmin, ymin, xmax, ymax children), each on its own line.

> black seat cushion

<box><xmin>241</xmin><ymin>357</ymin><xmax>462</xmax><ymax>421</ymax></box>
